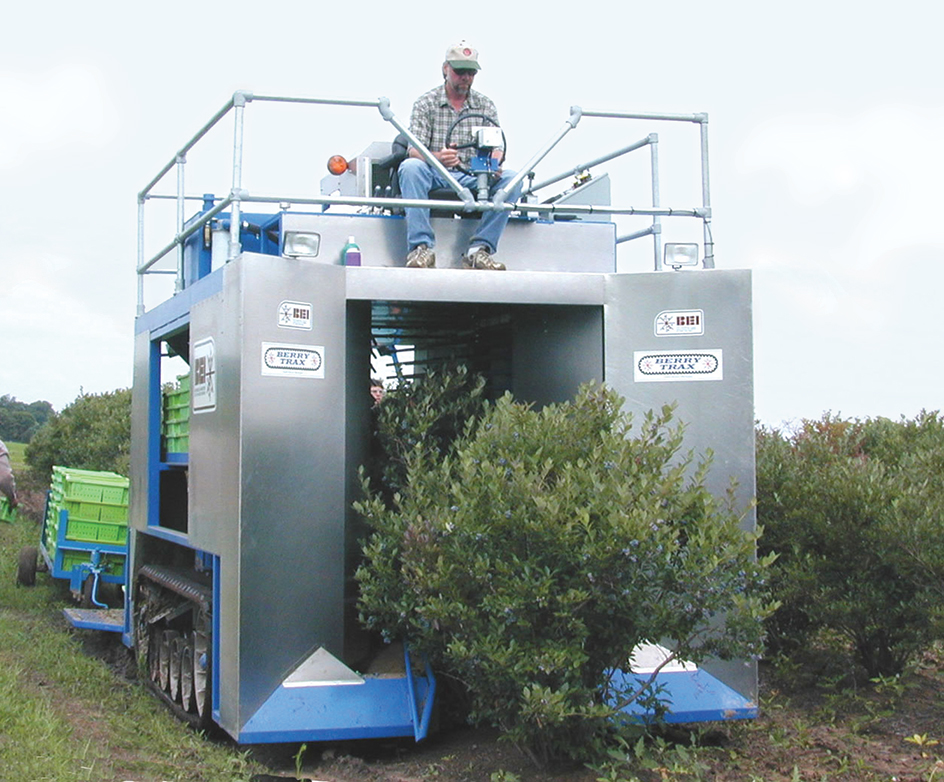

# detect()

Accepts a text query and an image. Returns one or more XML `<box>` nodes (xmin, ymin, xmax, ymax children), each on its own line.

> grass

<box><xmin>5</xmin><ymin>440</ymin><xmax>28</xmax><ymax>474</ymax></box>
<box><xmin>0</xmin><ymin>509</ymin><xmax>266</xmax><ymax>782</ymax></box>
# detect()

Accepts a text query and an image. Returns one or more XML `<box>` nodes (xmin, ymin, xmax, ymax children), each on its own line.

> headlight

<box><xmin>283</xmin><ymin>231</ymin><xmax>321</xmax><ymax>258</ymax></box>
<box><xmin>663</xmin><ymin>243</ymin><xmax>700</xmax><ymax>269</ymax></box>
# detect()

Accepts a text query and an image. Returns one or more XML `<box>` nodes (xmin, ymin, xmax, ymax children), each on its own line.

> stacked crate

<box><xmin>163</xmin><ymin>373</ymin><xmax>190</xmax><ymax>454</ymax></box>
<box><xmin>45</xmin><ymin>467</ymin><xmax>130</xmax><ymax>576</ymax></box>
<box><xmin>0</xmin><ymin>495</ymin><xmax>16</xmax><ymax>522</ymax></box>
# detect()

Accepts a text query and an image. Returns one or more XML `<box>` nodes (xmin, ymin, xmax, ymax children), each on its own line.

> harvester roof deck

<box><xmin>136</xmin><ymin>90</ymin><xmax>715</xmax><ymax>315</ymax></box>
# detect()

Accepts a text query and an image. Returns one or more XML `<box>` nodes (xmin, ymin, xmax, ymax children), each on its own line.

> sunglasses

<box><xmin>451</xmin><ymin>67</ymin><xmax>477</xmax><ymax>77</ymax></box>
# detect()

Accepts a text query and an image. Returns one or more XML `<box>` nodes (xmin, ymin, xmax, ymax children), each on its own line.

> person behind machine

<box><xmin>0</xmin><ymin>439</ymin><xmax>18</xmax><ymax>510</ymax></box>
<box><xmin>370</xmin><ymin>378</ymin><xmax>385</xmax><ymax>407</ymax></box>
<box><xmin>400</xmin><ymin>40</ymin><xmax>522</xmax><ymax>271</ymax></box>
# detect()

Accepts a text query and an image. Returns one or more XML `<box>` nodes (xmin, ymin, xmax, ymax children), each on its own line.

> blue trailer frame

<box><xmin>38</xmin><ymin>493</ymin><xmax>128</xmax><ymax>632</ymax></box>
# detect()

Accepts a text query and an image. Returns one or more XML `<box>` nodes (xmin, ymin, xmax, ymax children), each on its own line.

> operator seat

<box><xmin>377</xmin><ymin>133</ymin><xmax>476</xmax><ymax>218</ymax></box>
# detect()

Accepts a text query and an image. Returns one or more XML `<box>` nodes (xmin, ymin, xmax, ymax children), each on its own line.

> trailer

<box><xmin>101</xmin><ymin>90</ymin><xmax>756</xmax><ymax>742</ymax></box>
<box><xmin>17</xmin><ymin>467</ymin><xmax>129</xmax><ymax>630</ymax></box>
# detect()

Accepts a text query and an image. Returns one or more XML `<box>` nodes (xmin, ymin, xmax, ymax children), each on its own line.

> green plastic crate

<box><xmin>0</xmin><ymin>496</ymin><xmax>16</xmax><ymax>522</ymax></box>
<box><xmin>98</xmin><ymin>503</ymin><xmax>129</xmax><ymax>524</ymax></box>
<box><xmin>164</xmin><ymin>401</ymin><xmax>190</xmax><ymax>424</ymax></box>
<box><xmin>60</xmin><ymin>498</ymin><xmax>104</xmax><ymax>522</ymax></box>
<box><xmin>164</xmin><ymin>421</ymin><xmax>189</xmax><ymax>438</ymax></box>
<box><xmin>100</xmin><ymin>484</ymin><xmax>129</xmax><ymax>504</ymax></box>
<box><xmin>165</xmin><ymin>434</ymin><xmax>189</xmax><ymax>454</ymax></box>
<box><xmin>53</xmin><ymin>466</ymin><xmax>126</xmax><ymax>482</ymax></box>
<box><xmin>57</xmin><ymin>499</ymin><xmax>128</xmax><ymax>525</ymax></box>
<box><xmin>65</xmin><ymin>519</ymin><xmax>128</xmax><ymax>545</ymax></box>
<box><xmin>162</xmin><ymin>378</ymin><xmax>191</xmax><ymax>445</ymax></box>
<box><xmin>51</xmin><ymin>468</ymin><xmax>128</xmax><ymax>503</ymax></box>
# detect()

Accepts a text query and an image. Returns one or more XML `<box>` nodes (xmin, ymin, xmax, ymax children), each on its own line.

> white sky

<box><xmin>1</xmin><ymin>0</ymin><xmax>941</xmax><ymax>426</ymax></box>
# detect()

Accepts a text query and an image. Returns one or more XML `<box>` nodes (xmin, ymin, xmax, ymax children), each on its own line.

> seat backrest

<box><xmin>376</xmin><ymin>133</ymin><xmax>410</xmax><ymax>199</ymax></box>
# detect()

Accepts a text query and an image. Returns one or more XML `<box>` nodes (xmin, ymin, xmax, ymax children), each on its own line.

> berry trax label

<box><xmin>633</xmin><ymin>349</ymin><xmax>723</xmax><ymax>382</ymax></box>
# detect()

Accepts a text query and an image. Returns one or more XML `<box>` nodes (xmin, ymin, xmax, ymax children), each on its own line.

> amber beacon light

<box><xmin>326</xmin><ymin>155</ymin><xmax>348</xmax><ymax>175</ymax></box>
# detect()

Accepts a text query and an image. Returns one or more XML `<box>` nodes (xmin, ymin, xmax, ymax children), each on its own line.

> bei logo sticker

<box><xmin>655</xmin><ymin>309</ymin><xmax>704</xmax><ymax>337</ymax></box>
<box><xmin>278</xmin><ymin>300</ymin><xmax>313</xmax><ymax>330</ymax></box>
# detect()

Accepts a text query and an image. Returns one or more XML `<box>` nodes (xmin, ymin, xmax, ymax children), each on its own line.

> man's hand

<box><xmin>490</xmin><ymin>148</ymin><xmax>504</xmax><ymax>174</ymax></box>
<box><xmin>435</xmin><ymin>146</ymin><xmax>461</xmax><ymax>169</ymax></box>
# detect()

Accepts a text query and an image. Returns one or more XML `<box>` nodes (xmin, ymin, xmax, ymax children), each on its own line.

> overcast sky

<box><xmin>1</xmin><ymin>0</ymin><xmax>941</xmax><ymax>426</ymax></box>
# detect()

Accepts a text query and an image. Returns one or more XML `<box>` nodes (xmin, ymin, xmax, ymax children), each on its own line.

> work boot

<box><xmin>406</xmin><ymin>244</ymin><xmax>436</xmax><ymax>268</ymax></box>
<box><xmin>462</xmin><ymin>246</ymin><xmax>505</xmax><ymax>271</ymax></box>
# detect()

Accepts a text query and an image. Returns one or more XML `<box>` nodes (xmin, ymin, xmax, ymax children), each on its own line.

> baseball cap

<box><xmin>444</xmin><ymin>40</ymin><xmax>481</xmax><ymax>71</ymax></box>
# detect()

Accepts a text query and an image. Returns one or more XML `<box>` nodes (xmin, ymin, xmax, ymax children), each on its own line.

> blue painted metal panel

<box><xmin>609</xmin><ymin>667</ymin><xmax>758</xmax><ymax>724</ymax></box>
<box><xmin>62</xmin><ymin>607</ymin><xmax>124</xmax><ymax>633</ymax></box>
<box><xmin>238</xmin><ymin>676</ymin><xmax>434</xmax><ymax>744</ymax></box>
<box><xmin>134</xmin><ymin>269</ymin><xmax>222</xmax><ymax>336</ymax></box>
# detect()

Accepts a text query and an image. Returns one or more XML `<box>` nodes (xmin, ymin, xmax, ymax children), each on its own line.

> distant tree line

<box><xmin>0</xmin><ymin>395</ymin><xmax>55</xmax><ymax>442</ymax></box>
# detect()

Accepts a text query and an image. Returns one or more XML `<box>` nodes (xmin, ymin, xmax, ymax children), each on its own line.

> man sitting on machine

<box><xmin>400</xmin><ymin>40</ymin><xmax>522</xmax><ymax>271</ymax></box>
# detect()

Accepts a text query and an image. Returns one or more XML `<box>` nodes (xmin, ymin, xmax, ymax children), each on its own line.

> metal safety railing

<box><xmin>137</xmin><ymin>91</ymin><xmax>713</xmax><ymax>314</ymax></box>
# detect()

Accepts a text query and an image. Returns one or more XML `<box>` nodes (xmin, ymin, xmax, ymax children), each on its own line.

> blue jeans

<box><xmin>398</xmin><ymin>157</ymin><xmax>523</xmax><ymax>254</ymax></box>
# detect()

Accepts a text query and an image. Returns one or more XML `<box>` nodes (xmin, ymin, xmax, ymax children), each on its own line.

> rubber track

<box><xmin>138</xmin><ymin>565</ymin><xmax>213</xmax><ymax>729</ymax></box>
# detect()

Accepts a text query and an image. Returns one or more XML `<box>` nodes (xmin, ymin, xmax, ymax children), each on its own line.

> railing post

<box><xmin>175</xmin><ymin>154</ymin><xmax>186</xmax><ymax>292</ymax></box>
<box><xmin>137</xmin><ymin>195</ymin><xmax>146</xmax><ymax>315</ymax></box>
<box><xmin>229</xmin><ymin>92</ymin><xmax>249</xmax><ymax>261</ymax></box>
<box><xmin>649</xmin><ymin>133</ymin><xmax>662</xmax><ymax>272</ymax></box>
<box><xmin>697</xmin><ymin>113</ymin><xmax>714</xmax><ymax>268</ymax></box>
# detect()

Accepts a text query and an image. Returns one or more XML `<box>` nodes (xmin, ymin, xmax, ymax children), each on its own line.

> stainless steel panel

<box><xmin>280</xmin><ymin>211</ymin><xmax>616</xmax><ymax>272</ymax></box>
<box><xmin>189</xmin><ymin>286</ymin><xmax>239</xmax><ymax>554</ymax></box>
<box><xmin>189</xmin><ymin>278</ymin><xmax>242</xmax><ymax>733</ymax></box>
<box><xmin>238</xmin><ymin>255</ymin><xmax>348</xmax><ymax>728</ymax></box>
<box><xmin>604</xmin><ymin>269</ymin><xmax>757</xmax><ymax>701</ymax></box>
<box><xmin>189</xmin><ymin>254</ymin><xmax>349</xmax><ymax>734</ymax></box>
<box><xmin>129</xmin><ymin>330</ymin><xmax>152</xmax><ymax>536</ymax></box>
<box><xmin>346</xmin><ymin>267</ymin><xmax>606</xmax><ymax>306</ymax></box>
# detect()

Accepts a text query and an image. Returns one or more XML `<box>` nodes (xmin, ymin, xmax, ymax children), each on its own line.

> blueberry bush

<box><xmin>757</xmin><ymin>412</ymin><xmax>944</xmax><ymax>677</ymax></box>
<box><xmin>357</xmin><ymin>381</ymin><xmax>773</xmax><ymax>765</ymax></box>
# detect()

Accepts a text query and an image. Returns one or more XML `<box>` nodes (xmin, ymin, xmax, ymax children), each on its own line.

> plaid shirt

<box><xmin>409</xmin><ymin>83</ymin><xmax>500</xmax><ymax>167</ymax></box>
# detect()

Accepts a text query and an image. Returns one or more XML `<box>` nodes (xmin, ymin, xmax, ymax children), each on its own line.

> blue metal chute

<box><xmin>238</xmin><ymin>645</ymin><xmax>436</xmax><ymax>744</ymax></box>
<box><xmin>607</xmin><ymin>645</ymin><xmax>757</xmax><ymax>724</ymax></box>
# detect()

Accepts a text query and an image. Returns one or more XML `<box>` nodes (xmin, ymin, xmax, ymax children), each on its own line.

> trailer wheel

<box><xmin>16</xmin><ymin>546</ymin><xmax>38</xmax><ymax>587</ymax></box>
<box><xmin>80</xmin><ymin>576</ymin><xmax>95</xmax><ymax>608</ymax></box>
